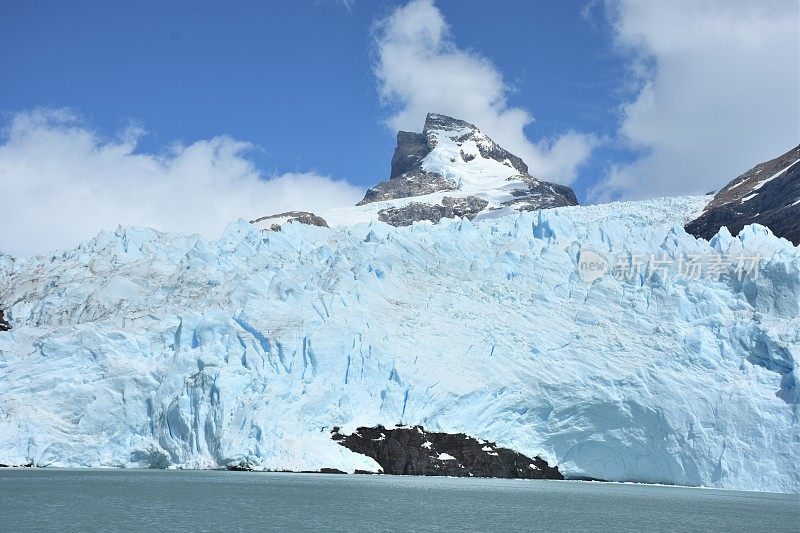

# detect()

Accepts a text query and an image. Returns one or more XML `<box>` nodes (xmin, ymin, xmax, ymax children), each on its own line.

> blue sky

<box><xmin>1</xmin><ymin>0</ymin><xmax>797</xmax><ymax>254</ymax></box>
<box><xmin>0</xmin><ymin>0</ymin><xmax>622</xmax><ymax>194</ymax></box>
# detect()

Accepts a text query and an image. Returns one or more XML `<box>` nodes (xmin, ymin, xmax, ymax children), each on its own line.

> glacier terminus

<box><xmin>0</xmin><ymin>194</ymin><xmax>798</xmax><ymax>493</ymax></box>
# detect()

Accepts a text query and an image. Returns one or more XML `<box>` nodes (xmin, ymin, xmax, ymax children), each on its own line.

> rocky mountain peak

<box><xmin>423</xmin><ymin>112</ymin><xmax>475</xmax><ymax>132</ymax></box>
<box><xmin>357</xmin><ymin>113</ymin><xmax>575</xmax><ymax>213</ymax></box>
<box><xmin>422</xmin><ymin>113</ymin><xmax>529</xmax><ymax>175</ymax></box>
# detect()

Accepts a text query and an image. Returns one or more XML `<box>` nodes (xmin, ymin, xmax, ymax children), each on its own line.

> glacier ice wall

<box><xmin>0</xmin><ymin>196</ymin><xmax>798</xmax><ymax>493</ymax></box>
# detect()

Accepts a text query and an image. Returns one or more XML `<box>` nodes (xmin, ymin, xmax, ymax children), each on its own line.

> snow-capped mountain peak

<box><xmin>422</xmin><ymin>113</ymin><xmax>529</xmax><ymax>175</ymax></box>
<box><xmin>358</xmin><ymin>113</ymin><xmax>575</xmax><ymax>210</ymax></box>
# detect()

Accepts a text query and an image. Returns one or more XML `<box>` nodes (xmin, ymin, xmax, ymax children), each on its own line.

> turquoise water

<box><xmin>1</xmin><ymin>470</ymin><xmax>797</xmax><ymax>532</ymax></box>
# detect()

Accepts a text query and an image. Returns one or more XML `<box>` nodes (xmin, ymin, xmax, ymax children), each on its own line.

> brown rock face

<box><xmin>686</xmin><ymin>145</ymin><xmax>800</xmax><ymax>245</ymax></box>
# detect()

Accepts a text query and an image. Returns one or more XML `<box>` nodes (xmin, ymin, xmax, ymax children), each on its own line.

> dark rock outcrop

<box><xmin>378</xmin><ymin>203</ymin><xmax>450</xmax><ymax>227</ymax></box>
<box><xmin>225</xmin><ymin>462</ymin><xmax>346</xmax><ymax>475</ymax></box>
<box><xmin>443</xmin><ymin>195</ymin><xmax>491</xmax><ymax>218</ymax></box>
<box><xmin>0</xmin><ymin>310</ymin><xmax>9</xmax><ymax>332</ymax></box>
<box><xmin>317</xmin><ymin>467</ymin><xmax>347</xmax><ymax>474</ymax></box>
<box><xmin>331</xmin><ymin>425</ymin><xmax>562</xmax><ymax>480</ymax></box>
<box><xmin>357</xmin><ymin>116</ymin><xmax>451</xmax><ymax>206</ymax></box>
<box><xmin>0</xmin><ymin>461</ymin><xmax>34</xmax><ymax>468</ymax></box>
<box><xmin>686</xmin><ymin>145</ymin><xmax>800</xmax><ymax>245</ymax></box>
<box><xmin>501</xmin><ymin>175</ymin><xmax>579</xmax><ymax>212</ymax></box>
<box><xmin>250</xmin><ymin>211</ymin><xmax>330</xmax><ymax>232</ymax></box>
<box><xmin>390</xmin><ymin>131</ymin><xmax>430</xmax><ymax>179</ymax></box>
<box><xmin>377</xmin><ymin>196</ymin><xmax>489</xmax><ymax>226</ymax></box>
<box><xmin>359</xmin><ymin>169</ymin><xmax>456</xmax><ymax>206</ymax></box>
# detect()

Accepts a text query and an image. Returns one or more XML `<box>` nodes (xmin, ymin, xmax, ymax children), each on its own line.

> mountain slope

<box><xmin>254</xmin><ymin>114</ymin><xmax>578</xmax><ymax>229</ymax></box>
<box><xmin>686</xmin><ymin>145</ymin><xmax>800</xmax><ymax>245</ymax></box>
<box><xmin>1</xmin><ymin>195</ymin><xmax>798</xmax><ymax>492</ymax></box>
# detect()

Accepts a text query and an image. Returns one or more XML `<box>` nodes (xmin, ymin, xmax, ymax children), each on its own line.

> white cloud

<box><xmin>0</xmin><ymin>109</ymin><xmax>364</xmax><ymax>256</ymax></box>
<box><xmin>593</xmin><ymin>0</ymin><xmax>800</xmax><ymax>201</ymax></box>
<box><xmin>373</xmin><ymin>0</ymin><xmax>598</xmax><ymax>184</ymax></box>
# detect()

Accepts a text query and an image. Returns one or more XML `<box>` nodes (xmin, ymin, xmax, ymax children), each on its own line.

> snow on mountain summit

<box><xmin>354</xmin><ymin>113</ymin><xmax>577</xmax><ymax>222</ymax></box>
<box><xmin>1</xmin><ymin>195</ymin><xmax>798</xmax><ymax>492</ymax></box>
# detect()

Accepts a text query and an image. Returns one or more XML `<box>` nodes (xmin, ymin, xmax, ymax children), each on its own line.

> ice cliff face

<box><xmin>1</xmin><ymin>195</ymin><xmax>799</xmax><ymax>493</ymax></box>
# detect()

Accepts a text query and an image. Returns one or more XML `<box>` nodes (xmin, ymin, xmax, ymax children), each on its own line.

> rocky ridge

<box><xmin>686</xmin><ymin>145</ymin><xmax>800</xmax><ymax>245</ymax></box>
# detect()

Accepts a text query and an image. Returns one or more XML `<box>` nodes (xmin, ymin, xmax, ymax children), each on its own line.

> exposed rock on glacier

<box><xmin>250</xmin><ymin>211</ymin><xmax>329</xmax><ymax>232</ymax></box>
<box><xmin>0</xmin><ymin>310</ymin><xmax>9</xmax><ymax>331</ymax></box>
<box><xmin>0</xmin><ymin>195</ymin><xmax>798</xmax><ymax>492</ymax></box>
<box><xmin>377</xmin><ymin>196</ymin><xmax>489</xmax><ymax>226</ymax></box>
<box><xmin>331</xmin><ymin>425</ymin><xmax>562</xmax><ymax>479</ymax></box>
<box><xmin>501</xmin><ymin>175</ymin><xmax>578</xmax><ymax>211</ymax></box>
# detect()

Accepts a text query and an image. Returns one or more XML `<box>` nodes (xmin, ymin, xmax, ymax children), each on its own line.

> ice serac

<box><xmin>686</xmin><ymin>144</ymin><xmax>800</xmax><ymax>245</ymax></box>
<box><xmin>0</xmin><ymin>196</ymin><xmax>798</xmax><ymax>493</ymax></box>
<box><xmin>353</xmin><ymin>113</ymin><xmax>577</xmax><ymax>225</ymax></box>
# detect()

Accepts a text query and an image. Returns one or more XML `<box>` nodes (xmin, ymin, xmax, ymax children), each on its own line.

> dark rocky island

<box><xmin>331</xmin><ymin>425</ymin><xmax>562</xmax><ymax>479</ymax></box>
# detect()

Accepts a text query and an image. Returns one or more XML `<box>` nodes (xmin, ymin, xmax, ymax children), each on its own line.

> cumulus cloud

<box><xmin>373</xmin><ymin>0</ymin><xmax>598</xmax><ymax>184</ymax></box>
<box><xmin>0</xmin><ymin>109</ymin><xmax>364</xmax><ymax>256</ymax></box>
<box><xmin>593</xmin><ymin>0</ymin><xmax>800</xmax><ymax>200</ymax></box>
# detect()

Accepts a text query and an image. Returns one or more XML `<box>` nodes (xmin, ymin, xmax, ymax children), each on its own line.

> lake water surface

<box><xmin>1</xmin><ymin>469</ymin><xmax>797</xmax><ymax>532</ymax></box>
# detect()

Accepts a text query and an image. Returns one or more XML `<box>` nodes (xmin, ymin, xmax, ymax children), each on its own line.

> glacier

<box><xmin>0</xmin><ymin>195</ymin><xmax>798</xmax><ymax>493</ymax></box>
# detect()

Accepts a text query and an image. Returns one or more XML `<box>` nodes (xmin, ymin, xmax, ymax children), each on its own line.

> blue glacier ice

<box><xmin>0</xmin><ymin>195</ymin><xmax>798</xmax><ymax>493</ymax></box>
